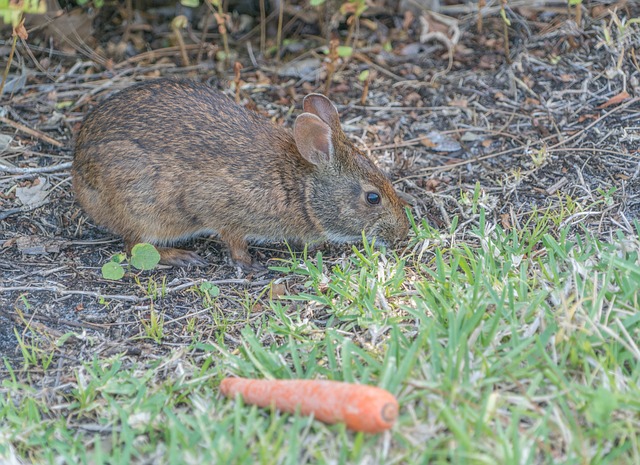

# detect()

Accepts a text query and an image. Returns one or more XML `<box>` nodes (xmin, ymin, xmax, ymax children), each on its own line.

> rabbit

<box><xmin>72</xmin><ymin>79</ymin><xmax>410</xmax><ymax>269</ymax></box>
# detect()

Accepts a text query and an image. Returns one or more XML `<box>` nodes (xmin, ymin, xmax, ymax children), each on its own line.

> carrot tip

<box><xmin>381</xmin><ymin>402</ymin><xmax>399</xmax><ymax>423</ymax></box>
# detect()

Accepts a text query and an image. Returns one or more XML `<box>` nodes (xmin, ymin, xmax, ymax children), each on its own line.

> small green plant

<box><xmin>196</xmin><ymin>281</ymin><xmax>221</xmax><ymax>308</ymax></box>
<box><xmin>0</xmin><ymin>2</ymin><xmax>39</xmax><ymax>95</ymax></box>
<box><xmin>529</xmin><ymin>146</ymin><xmax>548</xmax><ymax>168</ymax></box>
<box><xmin>140</xmin><ymin>306</ymin><xmax>165</xmax><ymax>343</ymax></box>
<box><xmin>171</xmin><ymin>15</ymin><xmax>190</xmax><ymax>67</ymax></box>
<box><xmin>186</xmin><ymin>317</ymin><xmax>197</xmax><ymax>334</ymax></box>
<box><xmin>358</xmin><ymin>69</ymin><xmax>370</xmax><ymax>104</ymax></box>
<box><xmin>101</xmin><ymin>243</ymin><xmax>161</xmax><ymax>280</ymax></box>
<box><xmin>205</xmin><ymin>0</ymin><xmax>230</xmax><ymax>64</ymax></box>
<box><xmin>0</xmin><ymin>0</ymin><xmax>45</xmax><ymax>27</ymax></box>
<box><xmin>19</xmin><ymin>294</ymin><xmax>31</xmax><ymax>311</ymax></box>
<box><xmin>569</xmin><ymin>0</ymin><xmax>583</xmax><ymax>26</ymax></box>
<box><xmin>595</xmin><ymin>186</ymin><xmax>616</xmax><ymax>207</ymax></box>
<box><xmin>200</xmin><ymin>281</ymin><xmax>221</xmax><ymax>299</ymax></box>
<box><xmin>341</xmin><ymin>0</ymin><xmax>367</xmax><ymax>50</ymax></box>
<box><xmin>134</xmin><ymin>274</ymin><xmax>167</xmax><ymax>300</ymax></box>
<box><xmin>13</xmin><ymin>328</ymin><xmax>55</xmax><ymax>371</ymax></box>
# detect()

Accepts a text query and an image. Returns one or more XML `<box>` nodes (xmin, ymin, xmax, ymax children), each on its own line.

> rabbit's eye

<box><xmin>366</xmin><ymin>192</ymin><xmax>381</xmax><ymax>205</ymax></box>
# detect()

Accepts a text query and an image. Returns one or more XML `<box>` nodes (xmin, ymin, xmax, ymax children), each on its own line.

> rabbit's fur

<box><xmin>72</xmin><ymin>79</ymin><xmax>409</xmax><ymax>268</ymax></box>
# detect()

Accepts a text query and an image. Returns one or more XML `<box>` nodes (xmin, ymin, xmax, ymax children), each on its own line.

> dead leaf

<box><xmin>15</xmin><ymin>177</ymin><xmax>49</xmax><ymax>207</ymax></box>
<box><xmin>419</xmin><ymin>12</ymin><xmax>460</xmax><ymax>45</ymax></box>
<box><xmin>0</xmin><ymin>134</ymin><xmax>13</xmax><ymax>151</ymax></box>
<box><xmin>331</xmin><ymin>83</ymin><xmax>350</xmax><ymax>93</ymax></box>
<box><xmin>597</xmin><ymin>91</ymin><xmax>630</xmax><ymax>109</ymax></box>
<box><xmin>578</xmin><ymin>114</ymin><xmax>598</xmax><ymax>122</ymax></box>
<box><xmin>26</xmin><ymin>8</ymin><xmax>94</xmax><ymax>53</ymax></box>
<box><xmin>420</xmin><ymin>137</ymin><xmax>435</xmax><ymax>148</ymax></box>
<box><xmin>479</xmin><ymin>55</ymin><xmax>498</xmax><ymax>70</ymax></box>
<box><xmin>2</xmin><ymin>237</ymin><xmax>17</xmax><ymax>249</ymax></box>
<box><xmin>403</xmin><ymin>10</ymin><xmax>415</xmax><ymax>30</ymax></box>
<box><xmin>500</xmin><ymin>213</ymin><xmax>512</xmax><ymax>230</ymax></box>
<box><xmin>13</xmin><ymin>18</ymin><xmax>28</xmax><ymax>40</ymax></box>
<box><xmin>17</xmin><ymin>236</ymin><xmax>69</xmax><ymax>255</ymax></box>
<box><xmin>276</xmin><ymin>58</ymin><xmax>322</xmax><ymax>81</ymax></box>
<box><xmin>516</xmin><ymin>7</ymin><xmax>540</xmax><ymax>21</ymax></box>
<box><xmin>460</xmin><ymin>132</ymin><xmax>484</xmax><ymax>142</ymax></box>
<box><xmin>270</xmin><ymin>283</ymin><xmax>288</xmax><ymax>300</ymax></box>
<box><xmin>252</xmin><ymin>302</ymin><xmax>263</xmax><ymax>313</ymax></box>
<box><xmin>425</xmin><ymin>179</ymin><xmax>440</xmax><ymax>192</ymax></box>
<box><xmin>255</xmin><ymin>70</ymin><xmax>271</xmax><ymax>85</ymax></box>
<box><xmin>419</xmin><ymin>131</ymin><xmax>462</xmax><ymax>152</ymax></box>
<box><xmin>403</xmin><ymin>92</ymin><xmax>422</xmax><ymax>106</ymax></box>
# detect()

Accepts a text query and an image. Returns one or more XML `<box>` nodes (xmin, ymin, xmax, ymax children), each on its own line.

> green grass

<box><xmin>1</xmin><ymin>210</ymin><xmax>639</xmax><ymax>464</ymax></box>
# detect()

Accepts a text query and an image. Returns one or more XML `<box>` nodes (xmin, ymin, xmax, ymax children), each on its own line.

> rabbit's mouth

<box><xmin>370</xmin><ymin>225</ymin><xmax>409</xmax><ymax>247</ymax></box>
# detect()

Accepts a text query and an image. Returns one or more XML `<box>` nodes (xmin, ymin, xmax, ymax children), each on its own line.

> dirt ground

<box><xmin>1</xmin><ymin>2</ymin><xmax>639</xmax><ymax>363</ymax></box>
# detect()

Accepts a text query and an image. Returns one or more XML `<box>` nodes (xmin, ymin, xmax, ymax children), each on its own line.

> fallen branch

<box><xmin>0</xmin><ymin>116</ymin><xmax>65</xmax><ymax>148</ymax></box>
<box><xmin>0</xmin><ymin>161</ymin><xmax>72</xmax><ymax>174</ymax></box>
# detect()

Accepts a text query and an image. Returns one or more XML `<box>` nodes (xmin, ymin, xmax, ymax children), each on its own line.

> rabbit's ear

<box><xmin>294</xmin><ymin>113</ymin><xmax>333</xmax><ymax>166</ymax></box>
<box><xmin>303</xmin><ymin>94</ymin><xmax>340</xmax><ymax>129</ymax></box>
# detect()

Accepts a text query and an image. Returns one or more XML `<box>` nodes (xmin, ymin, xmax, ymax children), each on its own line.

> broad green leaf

<box><xmin>130</xmin><ymin>243</ymin><xmax>161</xmax><ymax>271</ymax></box>
<box><xmin>102</xmin><ymin>262</ymin><xmax>125</xmax><ymax>280</ymax></box>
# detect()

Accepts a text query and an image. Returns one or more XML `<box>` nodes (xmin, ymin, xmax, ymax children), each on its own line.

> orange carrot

<box><xmin>220</xmin><ymin>377</ymin><xmax>398</xmax><ymax>433</ymax></box>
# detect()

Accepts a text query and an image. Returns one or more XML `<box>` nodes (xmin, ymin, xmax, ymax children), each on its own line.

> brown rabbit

<box><xmin>72</xmin><ymin>79</ymin><xmax>409</xmax><ymax>268</ymax></box>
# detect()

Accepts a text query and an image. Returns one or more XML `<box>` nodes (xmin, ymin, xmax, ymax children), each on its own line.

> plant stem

<box><xmin>259</xmin><ymin>0</ymin><xmax>266</xmax><ymax>56</ymax></box>
<box><xmin>0</xmin><ymin>34</ymin><xmax>18</xmax><ymax>97</ymax></box>
<box><xmin>276</xmin><ymin>0</ymin><xmax>285</xmax><ymax>62</ymax></box>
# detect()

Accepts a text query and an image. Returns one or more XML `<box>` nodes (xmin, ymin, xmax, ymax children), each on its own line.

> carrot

<box><xmin>220</xmin><ymin>377</ymin><xmax>398</xmax><ymax>433</ymax></box>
